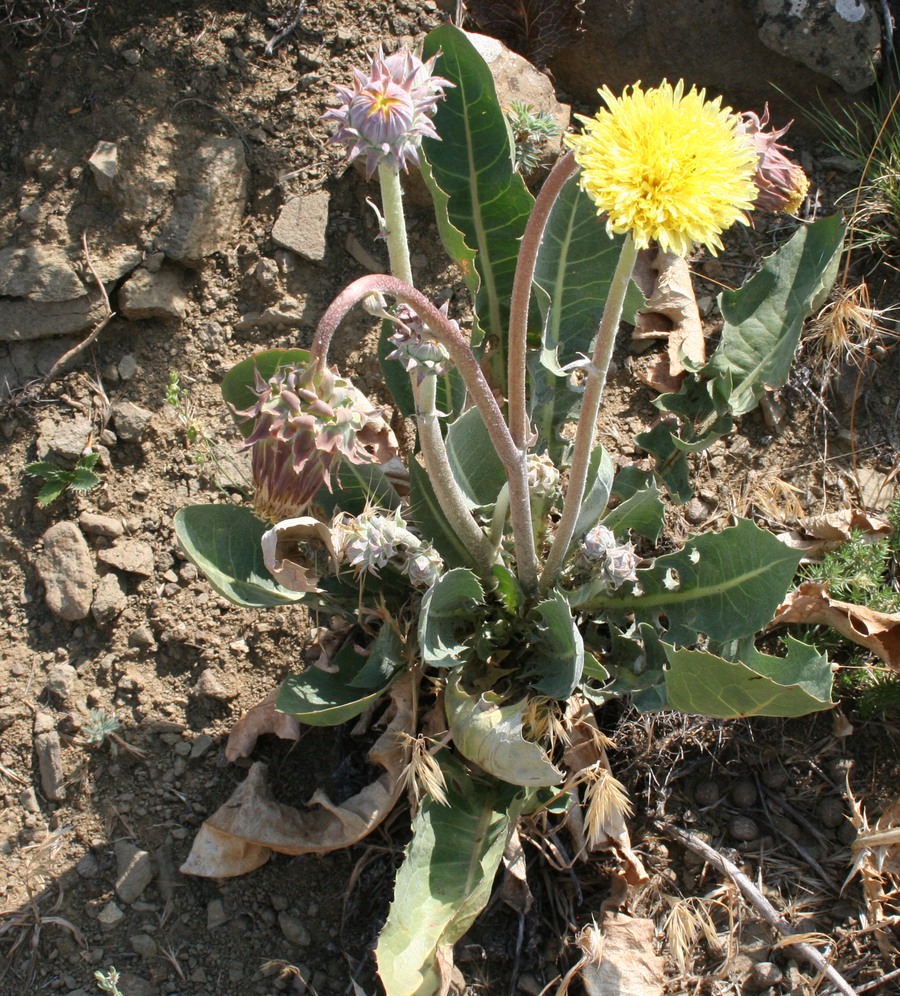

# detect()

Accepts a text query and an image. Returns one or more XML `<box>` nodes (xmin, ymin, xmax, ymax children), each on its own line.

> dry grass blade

<box><xmin>806</xmin><ymin>281</ymin><xmax>898</xmax><ymax>377</ymax></box>
<box><xmin>395</xmin><ymin>732</ymin><xmax>449</xmax><ymax>807</ymax></box>
<box><xmin>582</xmin><ymin>764</ymin><xmax>633</xmax><ymax>850</ymax></box>
<box><xmin>665</xmin><ymin>896</ymin><xmax>727</xmax><ymax>974</ymax></box>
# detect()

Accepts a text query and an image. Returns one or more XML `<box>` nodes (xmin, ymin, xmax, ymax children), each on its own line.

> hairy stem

<box><xmin>540</xmin><ymin>235</ymin><xmax>638</xmax><ymax>591</ymax></box>
<box><xmin>508</xmin><ymin>151</ymin><xmax>578</xmax><ymax>450</ymax></box>
<box><xmin>312</xmin><ymin>276</ymin><xmax>539</xmax><ymax>589</ymax></box>
<box><xmin>377</xmin><ymin>162</ymin><xmax>414</xmax><ymax>286</ymax></box>
<box><xmin>414</xmin><ymin>374</ymin><xmax>496</xmax><ymax>576</ymax></box>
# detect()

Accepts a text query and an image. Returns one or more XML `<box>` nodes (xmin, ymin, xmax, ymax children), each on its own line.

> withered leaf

<box><xmin>467</xmin><ymin>0</ymin><xmax>585</xmax><ymax>69</ymax></box>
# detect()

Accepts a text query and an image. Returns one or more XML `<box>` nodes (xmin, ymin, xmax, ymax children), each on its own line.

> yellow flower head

<box><xmin>565</xmin><ymin>80</ymin><xmax>759</xmax><ymax>256</ymax></box>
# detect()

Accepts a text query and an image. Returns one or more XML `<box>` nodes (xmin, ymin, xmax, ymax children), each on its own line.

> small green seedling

<box><xmin>82</xmin><ymin>709</ymin><xmax>122</xmax><ymax>745</ymax></box>
<box><xmin>94</xmin><ymin>967</ymin><xmax>124</xmax><ymax>996</ymax></box>
<box><xmin>25</xmin><ymin>452</ymin><xmax>102</xmax><ymax>506</ymax></box>
<box><xmin>505</xmin><ymin>99</ymin><xmax>561</xmax><ymax>173</ymax></box>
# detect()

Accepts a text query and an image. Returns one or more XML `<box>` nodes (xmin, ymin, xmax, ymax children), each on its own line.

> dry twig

<box><xmin>657</xmin><ymin>820</ymin><xmax>858</xmax><ymax>996</ymax></box>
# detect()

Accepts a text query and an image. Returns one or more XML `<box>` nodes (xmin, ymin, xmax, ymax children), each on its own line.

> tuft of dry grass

<box><xmin>805</xmin><ymin>281</ymin><xmax>898</xmax><ymax>379</ymax></box>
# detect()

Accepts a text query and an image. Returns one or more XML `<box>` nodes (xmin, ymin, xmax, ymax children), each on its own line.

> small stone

<box><xmin>35</xmin><ymin>725</ymin><xmax>65</xmax><ymax>801</ymax></box>
<box><xmin>730</xmin><ymin>777</ymin><xmax>758</xmax><ymax>808</ymax></box>
<box><xmin>119</xmin><ymin>266</ymin><xmax>188</xmax><ymax>320</ymax></box>
<box><xmin>207</xmin><ymin>897</ymin><xmax>228</xmax><ymax>930</ymax></box>
<box><xmin>728</xmin><ymin>815</ymin><xmax>760</xmax><ymax>842</ymax></box>
<box><xmin>79</xmin><ymin>511</ymin><xmax>125</xmax><ymax>538</ymax></box>
<box><xmin>190</xmin><ymin>733</ymin><xmax>214</xmax><ymax>759</ymax></box>
<box><xmin>121</xmin><ymin>47</ymin><xmax>141</xmax><ymax>65</ymax></box>
<box><xmin>693</xmin><ymin>779</ymin><xmax>721</xmax><ymax>807</ymax></box>
<box><xmin>87</xmin><ymin>141</ymin><xmax>119</xmax><ymax>194</ymax></box>
<box><xmin>128</xmin><ymin>625</ymin><xmax>157</xmax><ymax>650</ymax></box>
<box><xmin>193</xmin><ymin>669</ymin><xmax>234</xmax><ymax>701</ymax></box>
<box><xmin>19</xmin><ymin>787</ymin><xmax>41</xmax><ymax>813</ymax></box>
<box><xmin>45</xmin><ymin>662</ymin><xmax>79</xmax><ymax>703</ymax></box>
<box><xmin>97</xmin><ymin>900</ymin><xmax>126</xmax><ymax>930</ymax></box>
<box><xmin>130</xmin><ymin>933</ymin><xmax>158</xmax><ymax>958</ymax></box>
<box><xmin>278</xmin><ymin>912</ymin><xmax>311</xmax><ymax>947</ymax></box>
<box><xmin>110</xmin><ymin>401</ymin><xmax>154</xmax><ymax>442</ymax></box>
<box><xmin>92</xmin><ymin>572</ymin><xmax>129</xmax><ymax>625</ymax></box>
<box><xmin>98</xmin><ymin>539</ymin><xmax>155</xmax><ymax>577</ymax></box>
<box><xmin>746</xmin><ymin>961</ymin><xmax>783</xmax><ymax>991</ymax></box>
<box><xmin>114</xmin><ymin>840</ymin><xmax>154</xmax><ymax>904</ymax></box>
<box><xmin>816</xmin><ymin>796</ymin><xmax>845</xmax><ymax>829</ymax></box>
<box><xmin>272</xmin><ymin>190</ymin><xmax>331</xmax><ymax>262</ymax></box>
<box><xmin>118</xmin><ymin>355</ymin><xmax>138</xmax><ymax>380</ymax></box>
<box><xmin>685</xmin><ymin>497</ymin><xmax>711</xmax><ymax>524</ymax></box>
<box><xmin>761</xmin><ymin>767</ymin><xmax>788</xmax><ymax>790</ymax></box>
<box><xmin>155</xmin><ymin>844</ymin><xmax>178</xmax><ymax>900</ymax></box>
<box><xmin>76</xmin><ymin>852</ymin><xmax>101</xmax><ymax>878</ymax></box>
<box><xmin>39</xmin><ymin>416</ymin><xmax>93</xmax><ymax>463</ymax></box>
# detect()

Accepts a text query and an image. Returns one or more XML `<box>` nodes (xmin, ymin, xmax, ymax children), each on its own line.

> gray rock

<box><xmin>19</xmin><ymin>787</ymin><xmax>40</xmax><ymax>813</ymax></box>
<box><xmin>754</xmin><ymin>0</ymin><xmax>881</xmax><ymax>93</ymax></box>
<box><xmin>92</xmin><ymin>572</ymin><xmax>129</xmax><ymax>625</ymax></box>
<box><xmin>119</xmin><ymin>266</ymin><xmax>188</xmax><ymax>320</ymax></box>
<box><xmin>98</xmin><ymin>539</ymin><xmax>155</xmax><ymax>577</ymax></box>
<box><xmin>129</xmin><ymin>933</ymin><xmax>158</xmax><ymax>958</ymax></box>
<box><xmin>272</xmin><ymin>190</ymin><xmax>331</xmax><ymax>262</ymax></box>
<box><xmin>118</xmin><ymin>354</ymin><xmax>138</xmax><ymax>380</ymax></box>
<box><xmin>278</xmin><ymin>912</ymin><xmax>311</xmax><ymax>947</ymax></box>
<box><xmin>158</xmin><ymin>137</ymin><xmax>249</xmax><ymax>265</ymax></box>
<box><xmin>79</xmin><ymin>511</ymin><xmax>125</xmax><ymax>538</ymax></box>
<box><xmin>0</xmin><ymin>246</ymin><xmax>84</xmax><ymax>302</ymax></box>
<box><xmin>36</xmin><ymin>416</ymin><xmax>93</xmax><ymax>464</ymax></box>
<box><xmin>97</xmin><ymin>900</ymin><xmax>126</xmax><ymax>930</ymax></box>
<box><xmin>190</xmin><ymin>733</ymin><xmax>214</xmax><ymax>759</ymax></box>
<box><xmin>0</xmin><ymin>290</ymin><xmax>107</xmax><ymax>342</ymax></box>
<box><xmin>76</xmin><ymin>852</ymin><xmax>101</xmax><ymax>878</ymax></box>
<box><xmin>34</xmin><ymin>716</ymin><xmax>65</xmax><ymax>801</ymax></box>
<box><xmin>110</xmin><ymin>400</ymin><xmax>154</xmax><ymax>442</ymax></box>
<box><xmin>128</xmin><ymin>624</ymin><xmax>157</xmax><ymax>650</ymax></box>
<box><xmin>550</xmin><ymin>0</ymin><xmax>881</xmax><ymax>133</ymax></box>
<box><xmin>729</xmin><ymin>814</ymin><xmax>761</xmax><ymax>842</ymax></box>
<box><xmin>207</xmin><ymin>897</ymin><xmax>228</xmax><ymax>930</ymax></box>
<box><xmin>0</xmin><ymin>706</ymin><xmax>25</xmax><ymax>732</ymax></box>
<box><xmin>88</xmin><ymin>141</ymin><xmax>119</xmax><ymax>194</ymax></box>
<box><xmin>114</xmin><ymin>840</ymin><xmax>154</xmax><ymax>904</ymax></box>
<box><xmin>192</xmin><ymin>668</ymin><xmax>235</xmax><ymax>701</ymax></box>
<box><xmin>746</xmin><ymin>961</ymin><xmax>784</xmax><ymax>991</ymax></box>
<box><xmin>45</xmin><ymin>662</ymin><xmax>79</xmax><ymax>703</ymax></box>
<box><xmin>35</xmin><ymin>521</ymin><xmax>96</xmax><ymax>621</ymax></box>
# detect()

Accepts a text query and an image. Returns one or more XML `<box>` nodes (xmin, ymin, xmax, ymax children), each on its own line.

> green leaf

<box><xmin>419</xmin><ymin>568</ymin><xmax>485</xmax><ymax>668</ymax></box>
<box><xmin>601</xmin><ymin>479</ymin><xmax>665</xmax><ymax>543</ymax></box>
<box><xmin>348</xmin><ymin>624</ymin><xmax>408</xmax><ymax>689</ymax></box>
<box><xmin>531</xmin><ymin>172</ymin><xmax>643</xmax><ymax>451</ymax></box>
<box><xmin>705</xmin><ymin>215</ymin><xmax>845</xmax><ymax>415</ymax></box>
<box><xmin>25</xmin><ymin>461</ymin><xmax>65</xmax><ymax>480</ymax></box>
<box><xmin>276</xmin><ymin>639</ymin><xmax>394</xmax><ymax>726</ymax></box>
<box><xmin>408</xmin><ymin>458</ymin><xmax>473</xmax><ymax>569</ymax></box>
<box><xmin>633</xmin><ymin>419</ymin><xmax>693</xmax><ymax>504</ymax></box>
<box><xmin>572</xmin><ymin>445</ymin><xmax>615</xmax><ymax>542</ymax></box>
<box><xmin>491</xmin><ymin>564</ymin><xmax>524</xmax><ymax>617</ymax></box>
<box><xmin>422</xmin><ymin>25</ymin><xmax>534</xmax><ymax>358</ymax></box>
<box><xmin>376</xmin><ymin>758</ymin><xmax>524</xmax><ymax>994</ymax></box>
<box><xmin>576</xmin><ymin>518</ymin><xmax>802</xmax><ymax>645</ymax></box>
<box><xmin>174</xmin><ymin>504</ymin><xmax>305</xmax><ymax>608</ymax></box>
<box><xmin>526</xmin><ymin>592</ymin><xmax>585</xmax><ymax>699</ymax></box>
<box><xmin>221</xmin><ymin>348</ymin><xmax>312</xmax><ymax>437</ymax></box>
<box><xmin>68</xmin><ymin>466</ymin><xmax>102</xmax><ymax>492</ymax></box>
<box><xmin>313</xmin><ymin>460</ymin><xmax>402</xmax><ymax>518</ymax></box>
<box><xmin>444</xmin><ymin>407</ymin><xmax>507</xmax><ymax>508</ymax></box>
<box><xmin>36</xmin><ymin>480</ymin><xmax>67</xmax><ymax>506</ymax></box>
<box><xmin>664</xmin><ymin>636</ymin><xmax>834</xmax><ymax>718</ymax></box>
<box><xmin>445</xmin><ymin>673</ymin><xmax>564</xmax><ymax>787</ymax></box>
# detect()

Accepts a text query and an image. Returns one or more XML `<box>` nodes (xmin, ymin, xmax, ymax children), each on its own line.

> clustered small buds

<box><xmin>581</xmin><ymin>524</ymin><xmax>640</xmax><ymax>587</ymax></box>
<box><xmin>236</xmin><ymin>362</ymin><xmax>381</xmax><ymax>523</ymax></box>
<box><xmin>739</xmin><ymin>106</ymin><xmax>810</xmax><ymax>215</ymax></box>
<box><xmin>526</xmin><ymin>452</ymin><xmax>560</xmax><ymax>500</ymax></box>
<box><xmin>323</xmin><ymin>45</ymin><xmax>452</xmax><ymax>178</ymax></box>
<box><xmin>385</xmin><ymin>304</ymin><xmax>453</xmax><ymax>383</ymax></box>
<box><xmin>334</xmin><ymin>509</ymin><xmax>443</xmax><ymax>588</ymax></box>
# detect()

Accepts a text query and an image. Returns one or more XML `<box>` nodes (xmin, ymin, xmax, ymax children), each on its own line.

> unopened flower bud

<box><xmin>527</xmin><ymin>453</ymin><xmax>560</xmax><ymax>499</ymax></box>
<box><xmin>386</xmin><ymin>303</ymin><xmax>454</xmax><ymax>382</ymax></box>
<box><xmin>323</xmin><ymin>46</ymin><xmax>452</xmax><ymax>178</ymax></box>
<box><xmin>738</xmin><ymin>106</ymin><xmax>810</xmax><ymax>215</ymax></box>
<box><xmin>582</xmin><ymin>524</ymin><xmax>640</xmax><ymax>588</ymax></box>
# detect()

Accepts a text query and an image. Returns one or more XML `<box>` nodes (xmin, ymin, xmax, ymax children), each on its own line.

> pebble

<box><xmin>92</xmin><ymin>572</ymin><xmax>129</xmax><ymax>625</ymax></box>
<box><xmin>130</xmin><ymin>932</ymin><xmax>158</xmax><ymax>958</ymax></box>
<box><xmin>730</xmin><ymin>777</ymin><xmax>758</xmax><ymax>808</ymax></box>
<box><xmin>34</xmin><ymin>714</ymin><xmax>66</xmax><ymax>801</ymax></box>
<box><xmin>118</xmin><ymin>355</ymin><xmax>138</xmax><ymax>380</ymax></box>
<box><xmin>45</xmin><ymin>662</ymin><xmax>78</xmax><ymax>702</ymax></box>
<box><xmin>190</xmin><ymin>733</ymin><xmax>214</xmax><ymax>759</ymax></box>
<box><xmin>110</xmin><ymin>400</ymin><xmax>154</xmax><ymax>442</ymax></box>
<box><xmin>193</xmin><ymin>668</ymin><xmax>234</xmax><ymax>701</ymax></box>
<box><xmin>207</xmin><ymin>897</ymin><xmax>229</xmax><ymax>930</ymax></box>
<box><xmin>761</xmin><ymin>767</ymin><xmax>788</xmax><ymax>790</ymax></box>
<box><xmin>278</xmin><ymin>912</ymin><xmax>311</xmax><ymax>947</ymax></box>
<box><xmin>728</xmin><ymin>815</ymin><xmax>760</xmax><ymax>842</ymax></box>
<box><xmin>36</xmin><ymin>521</ymin><xmax>96</xmax><ymax>621</ymax></box>
<box><xmin>816</xmin><ymin>796</ymin><xmax>845</xmax><ymax>829</ymax></box>
<box><xmin>114</xmin><ymin>840</ymin><xmax>154</xmax><ymax>904</ymax></box>
<box><xmin>97</xmin><ymin>900</ymin><xmax>126</xmax><ymax>930</ymax></box>
<box><xmin>693</xmin><ymin>779</ymin><xmax>721</xmax><ymax>807</ymax></box>
<box><xmin>79</xmin><ymin>511</ymin><xmax>125</xmax><ymax>538</ymax></box>
<box><xmin>98</xmin><ymin>539</ymin><xmax>155</xmax><ymax>577</ymax></box>
<box><xmin>76</xmin><ymin>852</ymin><xmax>101</xmax><ymax>878</ymax></box>
<box><xmin>746</xmin><ymin>961</ymin><xmax>783</xmax><ymax>991</ymax></box>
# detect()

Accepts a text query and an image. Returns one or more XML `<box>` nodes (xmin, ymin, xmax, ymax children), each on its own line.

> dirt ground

<box><xmin>1</xmin><ymin>2</ymin><xmax>899</xmax><ymax>995</ymax></box>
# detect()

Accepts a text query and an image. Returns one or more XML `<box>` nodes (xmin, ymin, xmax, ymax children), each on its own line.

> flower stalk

<box><xmin>540</xmin><ymin>234</ymin><xmax>639</xmax><ymax>590</ymax></box>
<box><xmin>377</xmin><ymin>161</ymin><xmax>414</xmax><ymax>286</ymax></box>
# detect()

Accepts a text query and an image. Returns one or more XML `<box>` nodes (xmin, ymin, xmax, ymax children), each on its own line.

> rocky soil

<box><xmin>0</xmin><ymin>2</ymin><xmax>899</xmax><ymax>995</ymax></box>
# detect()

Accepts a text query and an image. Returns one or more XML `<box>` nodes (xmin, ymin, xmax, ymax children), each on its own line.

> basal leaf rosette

<box><xmin>323</xmin><ymin>45</ymin><xmax>452</xmax><ymax>178</ymax></box>
<box><xmin>236</xmin><ymin>360</ymin><xmax>390</xmax><ymax>523</ymax></box>
<box><xmin>566</xmin><ymin>80</ymin><xmax>759</xmax><ymax>256</ymax></box>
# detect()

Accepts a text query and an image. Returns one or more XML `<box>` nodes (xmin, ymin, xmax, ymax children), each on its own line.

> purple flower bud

<box><xmin>323</xmin><ymin>46</ymin><xmax>453</xmax><ymax>178</ymax></box>
<box><xmin>386</xmin><ymin>303</ymin><xmax>453</xmax><ymax>382</ymax></box>
<box><xmin>234</xmin><ymin>360</ymin><xmax>384</xmax><ymax>522</ymax></box>
<box><xmin>738</xmin><ymin>106</ymin><xmax>810</xmax><ymax>215</ymax></box>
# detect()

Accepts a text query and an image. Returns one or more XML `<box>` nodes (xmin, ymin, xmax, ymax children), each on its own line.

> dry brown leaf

<box><xmin>579</xmin><ymin>914</ymin><xmax>665</xmax><ymax>996</ymax></box>
<box><xmin>260</xmin><ymin>515</ymin><xmax>338</xmax><ymax>593</ymax></box>
<box><xmin>563</xmin><ymin>697</ymin><xmax>648</xmax><ymax>889</ymax></box>
<box><xmin>777</xmin><ymin>508</ymin><xmax>892</xmax><ymax>559</ymax></box>
<box><xmin>770</xmin><ymin>580</ymin><xmax>900</xmax><ymax>669</ymax></box>
<box><xmin>631</xmin><ymin>248</ymin><xmax>704</xmax><ymax>393</ymax></box>
<box><xmin>180</xmin><ymin>673</ymin><xmax>415</xmax><ymax>877</ymax></box>
<box><xmin>224</xmin><ymin>688</ymin><xmax>301</xmax><ymax>763</ymax></box>
<box><xmin>498</xmin><ymin>828</ymin><xmax>533</xmax><ymax>914</ymax></box>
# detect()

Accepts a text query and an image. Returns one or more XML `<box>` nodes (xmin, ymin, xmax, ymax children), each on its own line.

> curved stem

<box><xmin>540</xmin><ymin>234</ymin><xmax>638</xmax><ymax>591</ymax></box>
<box><xmin>377</xmin><ymin>162</ymin><xmax>414</xmax><ymax>286</ymax></box>
<box><xmin>508</xmin><ymin>151</ymin><xmax>579</xmax><ymax>450</ymax></box>
<box><xmin>312</xmin><ymin>275</ymin><xmax>540</xmax><ymax>593</ymax></box>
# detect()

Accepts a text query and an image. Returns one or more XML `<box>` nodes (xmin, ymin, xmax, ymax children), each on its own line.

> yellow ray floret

<box><xmin>565</xmin><ymin>80</ymin><xmax>759</xmax><ymax>256</ymax></box>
